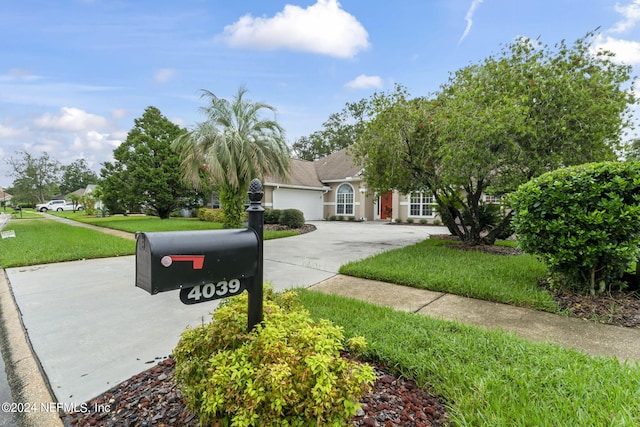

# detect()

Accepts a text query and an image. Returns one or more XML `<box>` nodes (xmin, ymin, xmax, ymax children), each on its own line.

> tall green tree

<box><xmin>6</xmin><ymin>151</ymin><xmax>60</xmax><ymax>204</ymax></box>
<box><xmin>59</xmin><ymin>158</ymin><xmax>98</xmax><ymax>195</ymax></box>
<box><xmin>622</xmin><ymin>138</ymin><xmax>640</xmax><ymax>160</ymax></box>
<box><xmin>353</xmin><ymin>31</ymin><xmax>635</xmax><ymax>245</ymax></box>
<box><xmin>100</xmin><ymin>106</ymin><xmax>194</xmax><ymax>218</ymax></box>
<box><xmin>173</xmin><ymin>86</ymin><xmax>290</xmax><ymax>228</ymax></box>
<box><xmin>292</xmin><ymin>100</ymin><xmax>367</xmax><ymax>160</ymax></box>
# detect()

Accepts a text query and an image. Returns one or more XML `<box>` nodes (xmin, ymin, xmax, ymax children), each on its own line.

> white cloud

<box><xmin>459</xmin><ymin>0</ymin><xmax>484</xmax><ymax>44</ymax></box>
<box><xmin>592</xmin><ymin>35</ymin><xmax>640</xmax><ymax>65</ymax></box>
<box><xmin>345</xmin><ymin>74</ymin><xmax>383</xmax><ymax>89</ymax></box>
<box><xmin>218</xmin><ymin>0</ymin><xmax>370</xmax><ymax>58</ymax></box>
<box><xmin>0</xmin><ymin>124</ymin><xmax>26</xmax><ymax>138</ymax></box>
<box><xmin>34</xmin><ymin>107</ymin><xmax>109</xmax><ymax>132</ymax></box>
<box><xmin>611</xmin><ymin>0</ymin><xmax>640</xmax><ymax>33</ymax></box>
<box><xmin>154</xmin><ymin>68</ymin><xmax>177</xmax><ymax>83</ymax></box>
<box><xmin>171</xmin><ymin>116</ymin><xmax>188</xmax><ymax>127</ymax></box>
<box><xmin>111</xmin><ymin>108</ymin><xmax>127</xmax><ymax>119</ymax></box>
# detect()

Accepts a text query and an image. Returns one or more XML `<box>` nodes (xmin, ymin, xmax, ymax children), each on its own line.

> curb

<box><xmin>0</xmin><ymin>269</ymin><xmax>63</xmax><ymax>427</ymax></box>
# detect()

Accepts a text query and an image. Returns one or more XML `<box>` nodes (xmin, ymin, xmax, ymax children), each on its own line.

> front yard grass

<box><xmin>299</xmin><ymin>290</ymin><xmax>640</xmax><ymax>426</ymax></box>
<box><xmin>69</xmin><ymin>215</ymin><xmax>225</xmax><ymax>232</ymax></box>
<box><xmin>55</xmin><ymin>213</ymin><xmax>299</xmax><ymax>239</ymax></box>
<box><xmin>340</xmin><ymin>238</ymin><xmax>557</xmax><ymax>312</ymax></box>
<box><xmin>0</xmin><ymin>215</ymin><xmax>298</xmax><ymax>268</ymax></box>
<box><xmin>0</xmin><ymin>219</ymin><xmax>135</xmax><ymax>267</ymax></box>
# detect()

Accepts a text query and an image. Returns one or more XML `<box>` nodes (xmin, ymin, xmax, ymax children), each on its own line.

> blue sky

<box><xmin>1</xmin><ymin>0</ymin><xmax>640</xmax><ymax>188</ymax></box>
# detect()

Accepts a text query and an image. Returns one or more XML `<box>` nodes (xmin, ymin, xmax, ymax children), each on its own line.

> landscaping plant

<box><xmin>278</xmin><ymin>208</ymin><xmax>305</xmax><ymax>229</ymax></box>
<box><xmin>173</xmin><ymin>288</ymin><xmax>375</xmax><ymax>427</ymax></box>
<box><xmin>511</xmin><ymin>161</ymin><xmax>640</xmax><ymax>294</ymax></box>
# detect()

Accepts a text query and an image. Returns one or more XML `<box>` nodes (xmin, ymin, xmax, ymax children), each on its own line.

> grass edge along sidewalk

<box><xmin>299</xmin><ymin>289</ymin><xmax>640</xmax><ymax>427</ymax></box>
<box><xmin>339</xmin><ymin>238</ymin><xmax>558</xmax><ymax>312</ymax></box>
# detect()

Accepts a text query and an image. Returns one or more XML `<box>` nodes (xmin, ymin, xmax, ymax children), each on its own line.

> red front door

<box><xmin>380</xmin><ymin>191</ymin><xmax>392</xmax><ymax>219</ymax></box>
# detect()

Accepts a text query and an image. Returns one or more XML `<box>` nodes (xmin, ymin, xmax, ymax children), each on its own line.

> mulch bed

<box><xmin>63</xmin><ymin>357</ymin><xmax>450</xmax><ymax>427</ymax></box>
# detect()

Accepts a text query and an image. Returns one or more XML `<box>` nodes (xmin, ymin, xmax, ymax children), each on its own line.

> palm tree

<box><xmin>173</xmin><ymin>86</ymin><xmax>290</xmax><ymax>228</ymax></box>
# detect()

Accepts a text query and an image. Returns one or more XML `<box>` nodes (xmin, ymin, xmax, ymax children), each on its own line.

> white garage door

<box><xmin>272</xmin><ymin>188</ymin><xmax>324</xmax><ymax>221</ymax></box>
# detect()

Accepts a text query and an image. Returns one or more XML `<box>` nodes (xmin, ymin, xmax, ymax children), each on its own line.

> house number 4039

<box><xmin>179</xmin><ymin>279</ymin><xmax>246</xmax><ymax>305</ymax></box>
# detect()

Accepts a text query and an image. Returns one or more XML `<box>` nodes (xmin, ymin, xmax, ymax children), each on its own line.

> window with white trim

<box><xmin>409</xmin><ymin>192</ymin><xmax>436</xmax><ymax>217</ymax></box>
<box><xmin>336</xmin><ymin>184</ymin><xmax>354</xmax><ymax>215</ymax></box>
<box><xmin>483</xmin><ymin>194</ymin><xmax>501</xmax><ymax>204</ymax></box>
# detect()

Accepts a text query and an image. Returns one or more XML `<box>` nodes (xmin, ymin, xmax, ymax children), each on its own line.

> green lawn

<box><xmin>0</xmin><ymin>219</ymin><xmax>135</xmax><ymax>267</ymax></box>
<box><xmin>71</xmin><ymin>215</ymin><xmax>226</xmax><ymax>232</ymax></box>
<box><xmin>54</xmin><ymin>212</ymin><xmax>299</xmax><ymax>239</ymax></box>
<box><xmin>0</xmin><ymin>214</ymin><xmax>298</xmax><ymax>268</ymax></box>
<box><xmin>299</xmin><ymin>290</ymin><xmax>640</xmax><ymax>426</ymax></box>
<box><xmin>340</xmin><ymin>238</ymin><xmax>557</xmax><ymax>312</ymax></box>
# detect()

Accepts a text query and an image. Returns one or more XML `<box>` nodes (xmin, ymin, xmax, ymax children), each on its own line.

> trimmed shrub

<box><xmin>197</xmin><ymin>207</ymin><xmax>224</xmax><ymax>223</ymax></box>
<box><xmin>419</xmin><ymin>219</ymin><xmax>428</xmax><ymax>225</ymax></box>
<box><xmin>264</xmin><ymin>208</ymin><xmax>281</xmax><ymax>225</ymax></box>
<box><xmin>279</xmin><ymin>208</ymin><xmax>305</xmax><ymax>229</ymax></box>
<box><xmin>511</xmin><ymin>161</ymin><xmax>640</xmax><ymax>294</ymax></box>
<box><xmin>406</xmin><ymin>218</ymin><xmax>414</xmax><ymax>224</ymax></box>
<box><xmin>173</xmin><ymin>289</ymin><xmax>375</xmax><ymax>427</ymax></box>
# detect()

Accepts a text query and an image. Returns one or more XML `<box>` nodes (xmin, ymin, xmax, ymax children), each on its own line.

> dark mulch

<box><xmin>436</xmin><ymin>235</ymin><xmax>640</xmax><ymax>329</ymax></box>
<box><xmin>548</xmin><ymin>285</ymin><xmax>640</xmax><ymax>329</ymax></box>
<box><xmin>63</xmin><ymin>357</ymin><xmax>450</xmax><ymax>427</ymax></box>
<box><xmin>264</xmin><ymin>223</ymin><xmax>317</xmax><ymax>234</ymax></box>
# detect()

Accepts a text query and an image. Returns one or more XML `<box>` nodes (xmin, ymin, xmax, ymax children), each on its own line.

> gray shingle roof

<box><xmin>314</xmin><ymin>148</ymin><xmax>363</xmax><ymax>181</ymax></box>
<box><xmin>264</xmin><ymin>148</ymin><xmax>363</xmax><ymax>188</ymax></box>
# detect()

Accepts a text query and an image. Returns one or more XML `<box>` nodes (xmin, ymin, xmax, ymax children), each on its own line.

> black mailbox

<box><xmin>135</xmin><ymin>228</ymin><xmax>259</xmax><ymax>295</ymax></box>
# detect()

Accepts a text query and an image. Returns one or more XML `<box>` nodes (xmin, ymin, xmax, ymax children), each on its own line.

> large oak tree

<box><xmin>6</xmin><ymin>151</ymin><xmax>60</xmax><ymax>204</ymax></box>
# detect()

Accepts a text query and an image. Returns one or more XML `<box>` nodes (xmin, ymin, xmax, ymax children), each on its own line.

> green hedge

<box><xmin>197</xmin><ymin>207</ymin><xmax>225</xmax><ymax>223</ymax></box>
<box><xmin>511</xmin><ymin>161</ymin><xmax>640</xmax><ymax>294</ymax></box>
<box><xmin>279</xmin><ymin>208</ymin><xmax>305</xmax><ymax>229</ymax></box>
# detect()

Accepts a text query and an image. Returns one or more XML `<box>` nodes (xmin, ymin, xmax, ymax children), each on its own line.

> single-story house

<box><xmin>0</xmin><ymin>187</ymin><xmax>13</xmax><ymax>207</ymax></box>
<box><xmin>263</xmin><ymin>148</ymin><xmax>448</xmax><ymax>223</ymax></box>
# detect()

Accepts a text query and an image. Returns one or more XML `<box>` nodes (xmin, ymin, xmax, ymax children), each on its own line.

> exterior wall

<box><xmin>263</xmin><ymin>186</ymin><xmax>274</xmax><ymax>209</ymax></box>
<box><xmin>322</xmin><ymin>180</ymin><xmax>374</xmax><ymax>220</ymax></box>
<box><xmin>395</xmin><ymin>192</ymin><xmax>442</xmax><ymax>224</ymax></box>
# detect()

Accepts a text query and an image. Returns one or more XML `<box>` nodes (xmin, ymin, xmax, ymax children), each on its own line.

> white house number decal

<box><xmin>179</xmin><ymin>279</ymin><xmax>245</xmax><ymax>305</ymax></box>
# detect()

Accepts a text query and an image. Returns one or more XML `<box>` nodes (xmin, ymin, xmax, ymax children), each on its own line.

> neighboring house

<box><xmin>83</xmin><ymin>184</ymin><xmax>104</xmax><ymax>210</ymax></box>
<box><xmin>0</xmin><ymin>187</ymin><xmax>13</xmax><ymax>208</ymax></box>
<box><xmin>262</xmin><ymin>148</ymin><xmax>444</xmax><ymax>223</ymax></box>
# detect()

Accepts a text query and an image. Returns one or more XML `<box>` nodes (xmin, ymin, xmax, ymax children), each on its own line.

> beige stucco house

<box><xmin>263</xmin><ymin>148</ymin><xmax>442</xmax><ymax>223</ymax></box>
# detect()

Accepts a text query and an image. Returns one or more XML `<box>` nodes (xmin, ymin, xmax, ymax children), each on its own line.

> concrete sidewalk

<box><xmin>311</xmin><ymin>275</ymin><xmax>640</xmax><ymax>363</ymax></box>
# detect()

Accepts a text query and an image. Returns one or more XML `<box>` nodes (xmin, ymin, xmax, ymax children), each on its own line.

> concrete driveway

<box><xmin>5</xmin><ymin>221</ymin><xmax>444</xmax><ymax>405</ymax></box>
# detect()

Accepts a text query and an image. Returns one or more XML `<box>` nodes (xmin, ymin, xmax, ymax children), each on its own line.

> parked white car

<box><xmin>36</xmin><ymin>200</ymin><xmax>83</xmax><ymax>212</ymax></box>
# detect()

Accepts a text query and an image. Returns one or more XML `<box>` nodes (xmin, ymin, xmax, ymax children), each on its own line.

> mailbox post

<box><xmin>135</xmin><ymin>178</ymin><xmax>265</xmax><ymax>332</ymax></box>
<box><xmin>246</xmin><ymin>178</ymin><xmax>264</xmax><ymax>331</ymax></box>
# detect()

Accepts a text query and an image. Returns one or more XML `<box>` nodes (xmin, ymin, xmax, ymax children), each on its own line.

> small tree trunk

<box><xmin>483</xmin><ymin>211</ymin><xmax>514</xmax><ymax>245</ymax></box>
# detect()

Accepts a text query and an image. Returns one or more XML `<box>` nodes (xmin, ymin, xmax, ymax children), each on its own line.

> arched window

<box><xmin>336</xmin><ymin>184</ymin><xmax>354</xmax><ymax>216</ymax></box>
